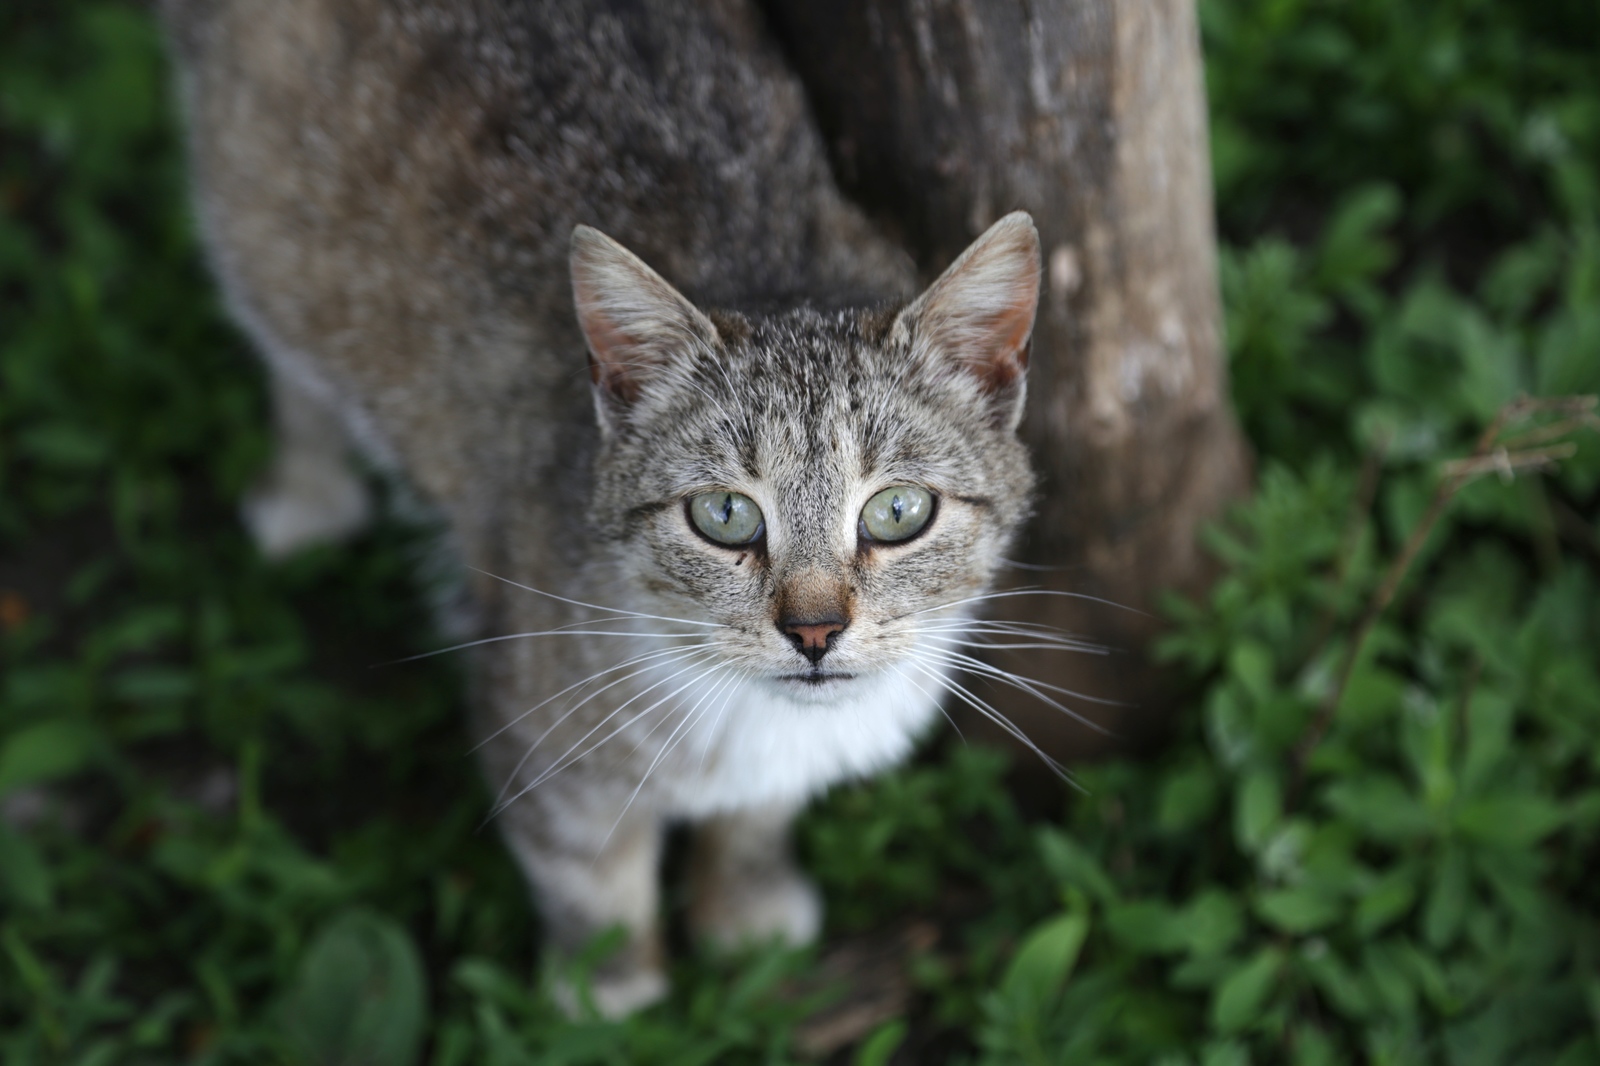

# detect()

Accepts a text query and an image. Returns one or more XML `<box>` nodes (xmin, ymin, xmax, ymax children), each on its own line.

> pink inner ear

<box><xmin>587</xmin><ymin>345</ymin><xmax>642</xmax><ymax>403</ymax></box>
<box><xmin>575</xmin><ymin>285</ymin><xmax>642</xmax><ymax>402</ymax></box>
<box><xmin>960</xmin><ymin>283</ymin><xmax>1038</xmax><ymax>394</ymax></box>
<box><xmin>910</xmin><ymin>213</ymin><xmax>1042</xmax><ymax>397</ymax></box>
<box><xmin>991</xmin><ymin>293</ymin><xmax>1038</xmax><ymax>372</ymax></box>
<box><xmin>569</xmin><ymin>226</ymin><xmax>717</xmax><ymax>411</ymax></box>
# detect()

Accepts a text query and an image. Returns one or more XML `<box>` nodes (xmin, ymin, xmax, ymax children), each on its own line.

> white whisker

<box><xmin>895</xmin><ymin>586</ymin><xmax>1147</xmax><ymax>622</ymax></box>
<box><xmin>934</xmin><ymin>633</ymin><xmax>1100</xmax><ymax>653</ymax></box>
<box><xmin>489</xmin><ymin>650</ymin><xmax>721</xmax><ymax>816</ymax></box>
<box><xmin>922</xmin><ymin>636</ymin><xmax>1098</xmax><ymax>653</ymax></box>
<box><xmin>696</xmin><ymin>666</ymin><xmax>750</xmax><ymax>773</ymax></box>
<box><xmin>468</xmin><ymin>567</ymin><xmax>729</xmax><ymax>628</ymax></box>
<box><xmin>387</xmin><ymin>627</ymin><xmax>713</xmax><ymax>665</ymax></box>
<box><xmin>999</xmin><ymin>558</ymin><xmax>1074</xmax><ymax>573</ymax></box>
<box><xmin>915</xmin><ymin>624</ymin><xmax>1109</xmax><ymax>654</ymax></box>
<box><xmin>596</xmin><ymin>667</ymin><xmax>729</xmax><ymax>856</ymax></box>
<box><xmin>620</xmin><ymin>661</ymin><xmax>738</xmax><ymax>765</ymax></box>
<box><xmin>472</xmin><ymin>642</ymin><xmax>710</xmax><ymax>752</ymax></box>
<box><xmin>905</xmin><ymin>659</ymin><xmax>1080</xmax><ymax>789</ymax></box>
<box><xmin>890</xmin><ymin>661</ymin><xmax>967</xmax><ymax>747</ymax></box>
<box><xmin>915</xmin><ymin>645</ymin><xmax>1120</xmax><ymax>725</ymax></box>
<box><xmin>917</xmin><ymin>618</ymin><xmax>1094</xmax><ymax>637</ymax></box>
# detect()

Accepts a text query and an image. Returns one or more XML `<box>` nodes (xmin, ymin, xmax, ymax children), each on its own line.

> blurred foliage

<box><xmin>2</xmin><ymin>0</ymin><xmax>1598</xmax><ymax>1062</ymax></box>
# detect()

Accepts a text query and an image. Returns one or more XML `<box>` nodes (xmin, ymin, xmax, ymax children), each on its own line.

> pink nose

<box><xmin>781</xmin><ymin>618</ymin><xmax>847</xmax><ymax>665</ymax></box>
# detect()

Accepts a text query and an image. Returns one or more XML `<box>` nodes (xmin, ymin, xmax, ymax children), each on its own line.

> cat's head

<box><xmin>571</xmin><ymin>214</ymin><xmax>1040</xmax><ymax>704</ymax></box>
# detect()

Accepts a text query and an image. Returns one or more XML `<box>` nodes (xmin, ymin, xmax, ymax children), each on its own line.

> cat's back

<box><xmin>164</xmin><ymin>0</ymin><xmax>910</xmax><ymax>563</ymax></box>
<box><xmin>167</xmin><ymin>0</ymin><xmax>911</xmax><ymax>334</ymax></box>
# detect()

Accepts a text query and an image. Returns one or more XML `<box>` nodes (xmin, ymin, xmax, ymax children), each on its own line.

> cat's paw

<box><xmin>242</xmin><ymin>452</ymin><xmax>371</xmax><ymax>558</ymax></box>
<box><xmin>552</xmin><ymin>966</ymin><xmax>668</xmax><ymax>1019</ymax></box>
<box><xmin>690</xmin><ymin>866</ymin><xmax>823</xmax><ymax>952</ymax></box>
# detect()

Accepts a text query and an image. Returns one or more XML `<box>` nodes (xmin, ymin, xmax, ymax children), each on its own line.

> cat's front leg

<box><xmin>496</xmin><ymin>793</ymin><xmax>668</xmax><ymax>1018</ymax></box>
<box><xmin>242</xmin><ymin>362</ymin><xmax>372</xmax><ymax>558</ymax></box>
<box><xmin>687</xmin><ymin>800</ymin><xmax>821</xmax><ymax>952</ymax></box>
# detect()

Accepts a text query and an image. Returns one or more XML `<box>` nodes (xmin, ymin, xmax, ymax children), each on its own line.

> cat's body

<box><xmin>164</xmin><ymin>0</ymin><xmax>1041</xmax><ymax>1014</ymax></box>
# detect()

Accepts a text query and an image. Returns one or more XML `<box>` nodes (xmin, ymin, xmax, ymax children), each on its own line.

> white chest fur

<box><xmin>649</xmin><ymin>664</ymin><xmax>946</xmax><ymax>819</ymax></box>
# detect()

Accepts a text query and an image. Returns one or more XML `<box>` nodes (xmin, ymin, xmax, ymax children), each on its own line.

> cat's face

<box><xmin>574</xmin><ymin>215</ymin><xmax>1040</xmax><ymax>704</ymax></box>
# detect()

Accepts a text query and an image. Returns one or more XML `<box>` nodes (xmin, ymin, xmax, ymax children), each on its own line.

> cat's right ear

<box><xmin>892</xmin><ymin>211</ymin><xmax>1041</xmax><ymax>431</ymax></box>
<box><xmin>570</xmin><ymin>225</ymin><xmax>718</xmax><ymax>427</ymax></box>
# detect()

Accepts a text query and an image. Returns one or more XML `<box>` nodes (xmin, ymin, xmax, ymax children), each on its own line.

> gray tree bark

<box><xmin>763</xmin><ymin>0</ymin><xmax>1252</xmax><ymax>764</ymax></box>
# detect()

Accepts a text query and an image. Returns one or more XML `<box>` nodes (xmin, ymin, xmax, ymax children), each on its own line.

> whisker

<box><xmin>467</xmin><ymin>567</ymin><xmax>729</xmax><ymax>628</ymax></box>
<box><xmin>523</xmin><ymin>661</ymin><xmax>721</xmax><ymax>813</ymax></box>
<box><xmin>890</xmin><ymin>661</ymin><xmax>968</xmax><ymax>747</ymax></box>
<box><xmin>905</xmin><ymin>659</ymin><xmax>1080</xmax><ymax>790</ymax></box>
<box><xmin>916</xmin><ymin>622</ymin><xmax>1109</xmax><ymax>648</ymax></box>
<box><xmin>696</xmin><ymin>666</ymin><xmax>750</xmax><ymax>773</ymax></box>
<box><xmin>472</xmin><ymin>642</ymin><xmax>710</xmax><ymax>752</ymax></box>
<box><xmin>492</xmin><ymin>643</ymin><xmax>727</xmax><ymax>803</ymax></box>
<box><xmin>383</xmin><ymin>627</ymin><xmax>712</xmax><ymax>666</ymax></box>
<box><xmin>621</xmin><ymin>661</ymin><xmax>739</xmax><ymax>765</ymax></box>
<box><xmin>916</xmin><ymin>645</ymin><xmax>1122</xmax><ymax>722</ymax></box>
<box><xmin>921</xmin><ymin>614</ymin><xmax>1094</xmax><ymax>630</ymax></box>
<box><xmin>921</xmin><ymin>630</ymin><xmax>1109</xmax><ymax>654</ymax></box>
<box><xmin>999</xmin><ymin>558</ymin><xmax>1076</xmax><ymax>573</ymax></box>
<box><xmin>892</xmin><ymin>587</ymin><xmax>1148</xmax><ymax>623</ymax></box>
<box><xmin>596</xmin><ymin>668</ymin><xmax>729</xmax><ymax>856</ymax></box>
<box><xmin>488</xmin><ymin>649</ymin><xmax>720</xmax><ymax>817</ymax></box>
<box><xmin>937</xmin><ymin>640</ymin><xmax>1107</xmax><ymax>653</ymax></box>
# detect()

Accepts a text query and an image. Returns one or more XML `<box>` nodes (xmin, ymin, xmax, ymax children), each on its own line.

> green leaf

<box><xmin>1458</xmin><ymin>689</ymin><xmax>1516</xmax><ymax>795</ymax></box>
<box><xmin>1105</xmin><ymin>901</ymin><xmax>1187</xmax><ymax>955</ymax></box>
<box><xmin>1355</xmin><ymin>867</ymin><xmax>1418</xmax><ymax>937</ymax></box>
<box><xmin>1300</xmin><ymin>941</ymin><xmax>1373</xmax><ymax>1020</ymax></box>
<box><xmin>0</xmin><ymin>824</ymin><xmax>52</xmax><ymax>909</ymax></box>
<box><xmin>279</xmin><ymin>909</ymin><xmax>428</xmax><ymax>1066</ymax></box>
<box><xmin>1362</xmin><ymin>942</ymin><xmax>1417</xmax><ymax>1019</ymax></box>
<box><xmin>109</xmin><ymin>666</ymin><xmax>196</xmax><ymax>704</ymax></box>
<box><xmin>1315</xmin><ymin>183</ymin><xmax>1401</xmax><ymax>311</ymax></box>
<box><xmin>1423</xmin><ymin>847</ymin><xmax>1470</xmax><ymax>949</ymax></box>
<box><xmin>1158</xmin><ymin>760</ymin><xmax>1221</xmax><ymax>834</ymax></box>
<box><xmin>853</xmin><ymin>1020</ymin><xmax>907</xmax><ymax>1066</ymax></box>
<box><xmin>1000</xmin><ymin>909</ymin><xmax>1091</xmax><ymax>1014</ymax></box>
<box><xmin>1201</xmin><ymin>1040</ymin><xmax>1251</xmax><ymax>1066</ymax></box>
<box><xmin>1454</xmin><ymin>794</ymin><xmax>1566</xmax><ymax>848</ymax></box>
<box><xmin>1398</xmin><ymin>942</ymin><xmax>1456</xmax><ymax>1014</ymax></box>
<box><xmin>17</xmin><ymin>422</ymin><xmax>111</xmax><ymax>468</ymax></box>
<box><xmin>1292</xmin><ymin>1023</ymin><xmax>1343</xmax><ymax>1066</ymax></box>
<box><xmin>1212</xmin><ymin>947</ymin><xmax>1286</xmax><ymax>1034</ymax></box>
<box><xmin>0</xmin><ymin>719</ymin><xmax>98</xmax><ymax>796</ymax></box>
<box><xmin>1323</xmin><ymin>775</ymin><xmax>1432</xmax><ymax>843</ymax></box>
<box><xmin>1037</xmin><ymin>828</ymin><xmax>1118</xmax><ymax>904</ymax></box>
<box><xmin>1229</xmin><ymin>641</ymin><xmax>1277</xmax><ymax>706</ymax></box>
<box><xmin>1256</xmin><ymin>886</ymin><xmax>1343</xmax><ymax>934</ymax></box>
<box><xmin>1234</xmin><ymin>767</ymin><xmax>1283</xmax><ymax>854</ymax></box>
<box><xmin>1182</xmin><ymin>890</ymin><xmax>1246</xmax><ymax>958</ymax></box>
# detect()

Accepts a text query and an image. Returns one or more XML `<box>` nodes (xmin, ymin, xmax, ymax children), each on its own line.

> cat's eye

<box><xmin>860</xmin><ymin>485</ymin><xmax>935</xmax><ymax>544</ymax></box>
<box><xmin>687</xmin><ymin>491</ymin><xmax>764</xmax><ymax>547</ymax></box>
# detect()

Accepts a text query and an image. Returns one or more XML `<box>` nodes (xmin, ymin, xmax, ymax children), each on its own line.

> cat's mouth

<box><xmin>776</xmin><ymin>671</ymin><xmax>857</xmax><ymax>686</ymax></box>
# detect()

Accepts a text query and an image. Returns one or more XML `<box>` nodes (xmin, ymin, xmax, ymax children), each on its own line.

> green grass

<box><xmin>3</xmin><ymin>0</ymin><xmax>1599</xmax><ymax>1062</ymax></box>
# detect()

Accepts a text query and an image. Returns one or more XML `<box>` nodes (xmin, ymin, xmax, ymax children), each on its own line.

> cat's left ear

<box><xmin>893</xmin><ymin>211</ymin><xmax>1041</xmax><ymax>430</ymax></box>
<box><xmin>570</xmin><ymin>225</ymin><xmax>718</xmax><ymax>428</ymax></box>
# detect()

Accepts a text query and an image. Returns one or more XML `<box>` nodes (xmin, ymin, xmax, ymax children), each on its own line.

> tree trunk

<box><xmin>762</xmin><ymin>0</ymin><xmax>1252</xmax><ymax>766</ymax></box>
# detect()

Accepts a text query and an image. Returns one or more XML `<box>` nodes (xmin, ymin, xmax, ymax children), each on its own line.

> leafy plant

<box><xmin>3</xmin><ymin>0</ymin><xmax>1598</xmax><ymax>1061</ymax></box>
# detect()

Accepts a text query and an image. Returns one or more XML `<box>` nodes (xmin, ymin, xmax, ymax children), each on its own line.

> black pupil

<box><xmin>891</xmin><ymin>494</ymin><xmax>904</xmax><ymax>522</ymax></box>
<box><xmin>718</xmin><ymin>495</ymin><xmax>734</xmax><ymax>525</ymax></box>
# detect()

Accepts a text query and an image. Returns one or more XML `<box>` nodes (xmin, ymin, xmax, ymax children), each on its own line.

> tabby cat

<box><xmin>164</xmin><ymin>0</ymin><xmax>1041</xmax><ymax>1014</ymax></box>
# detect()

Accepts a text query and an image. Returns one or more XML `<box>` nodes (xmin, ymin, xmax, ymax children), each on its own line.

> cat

<box><xmin>163</xmin><ymin>0</ymin><xmax>1042</xmax><ymax>1015</ymax></box>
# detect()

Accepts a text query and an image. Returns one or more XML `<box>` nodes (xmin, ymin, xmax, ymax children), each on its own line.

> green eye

<box><xmin>688</xmin><ymin>491</ymin><xmax>764</xmax><ymax>546</ymax></box>
<box><xmin>860</xmin><ymin>485</ymin><xmax>935</xmax><ymax>543</ymax></box>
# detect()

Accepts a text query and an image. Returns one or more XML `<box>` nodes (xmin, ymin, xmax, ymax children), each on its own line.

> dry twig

<box><xmin>1289</xmin><ymin>395</ymin><xmax>1599</xmax><ymax>798</ymax></box>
